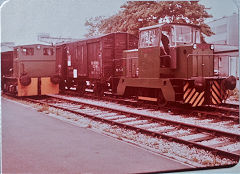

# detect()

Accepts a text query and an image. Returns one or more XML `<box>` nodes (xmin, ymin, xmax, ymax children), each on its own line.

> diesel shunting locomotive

<box><xmin>2</xmin><ymin>44</ymin><xmax>60</xmax><ymax>96</ymax></box>
<box><xmin>113</xmin><ymin>23</ymin><xmax>236</xmax><ymax>107</ymax></box>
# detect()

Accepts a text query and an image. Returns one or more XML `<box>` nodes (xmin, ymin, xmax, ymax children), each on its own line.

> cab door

<box><xmin>76</xmin><ymin>43</ymin><xmax>88</xmax><ymax>77</ymax></box>
<box><xmin>138</xmin><ymin>27</ymin><xmax>161</xmax><ymax>78</ymax></box>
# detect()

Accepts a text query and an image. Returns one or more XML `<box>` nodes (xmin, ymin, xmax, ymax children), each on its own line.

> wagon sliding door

<box><xmin>87</xmin><ymin>42</ymin><xmax>101</xmax><ymax>79</ymax></box>
<box><xmin>56</xmin><ymin>46</ymin><xmax>67</xmax><ymax>78</ymax></box>
<box><xmin>76</xmin><ymin>44</ymin><xmax>88</xmax><ymax>77</ymax></box>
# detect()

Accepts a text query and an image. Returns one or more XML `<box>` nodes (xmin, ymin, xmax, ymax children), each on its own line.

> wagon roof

<box><xmin>1</xmin><ymin>50</ymin><xmax>13</xmax><ymax>54</ymax></box>
<box><xmin>56</xmin><ymin>32</ymin><xmax>134</xmax><ymax>45</ymax></box>
<box><xmin>139</xmin><ymin>22</ymin><xmax>201</xmax><ymax>31</ymax></box>
<box><xmin>14</xmin><ymin>44</ymin><xmax>54</xmax><ymax>48</ymax></box>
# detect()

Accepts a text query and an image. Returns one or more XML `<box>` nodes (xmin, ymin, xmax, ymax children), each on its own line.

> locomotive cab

<box><xmin>138</xmin><ymin>23</ymin><xmax>203</xmax><ymax>78</ymax></box>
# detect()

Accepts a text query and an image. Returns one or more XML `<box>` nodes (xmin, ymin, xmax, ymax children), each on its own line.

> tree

<box><xmin>85</xmin><ymin>1</ymin><xmax>214</xmax><ymax>41</ymax></box>
<box><xmin>84</xmin><ymin>16</ymin><xmax>106</xmax><ymax>37</ymax></box>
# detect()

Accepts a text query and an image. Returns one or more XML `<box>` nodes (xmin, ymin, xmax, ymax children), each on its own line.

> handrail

<box><xmin>113</xmin><ymin>57</ymin><xmax>138</xmax><ymax>61</ymax></box>
<box><xmin>187</xmin><ymin>54</ymin><xmax>233</xmax><ymax>57</ymax></box>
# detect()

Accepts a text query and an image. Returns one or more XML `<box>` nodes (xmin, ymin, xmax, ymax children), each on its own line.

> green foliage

<box><xmin>84</xmin><ymin>16</ymin><xmax>106</xmax><ymax>37</ymax></box>
<box><xmin>85</xmin><ymin>1</ymin><xmax>214</xmax><ymax>40</ymax></box>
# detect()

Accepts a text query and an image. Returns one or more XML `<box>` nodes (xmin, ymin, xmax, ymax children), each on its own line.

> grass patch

<box><xmin>37</xmin><ymin>104</ymin><xmax>49</xmax><ymax>113</ymax></box>
<box><xmin>87</xmin><ymin>123</ymin><xmax>92</xmax><ymax>128</ymax></box>
<box><xmin>55</xmin><ymin>110</ymin><xmax>60</xmax><ymax>116</ymax></box>
<box><xmin>229</xmin><ymin>88</ymin><xmax>239</xmax><ymax>101</ymax></box>
<box><xmin>117</xmin><ymin>136</ymin><xmax>122</xmax><ymax>140</ymax></box>
<box><xmin>79</xmin><ymin>105</ymin><xmax>85</xmax><ymax>109</ymax></box>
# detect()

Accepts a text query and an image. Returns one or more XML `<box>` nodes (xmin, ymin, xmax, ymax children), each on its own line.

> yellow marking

<box><xmin>212</xmin><ymin>84</ymin><xmax>221</xmax><ymax>102</ymax></box>
<box><xmin>184</xmin><ymin>82</ymin><xmax>189</xmax><ymax>92</ymax></box>
<box><xmin>190</xmin><ymin>92</ymin><xmax>199</xmax><ymax>104</ymax></box>
<box><xmin>185</xmin><ymin>88</ymin><xmax>196</xmax><ymax>103</ymax></box>
<box><xmin>220</xmin><ymin>88</ymin><xmax>227</xmax><ymax>99</ymax></box>
<box><xmin>138</xmin><ymin>96</ymin><xmax>157</xmax><ymax>102</ymax></box>
<box><xmin>212</xmin><ymin>84</ymin><xmax>220</xmax><ymax>96</ymax></box>
<box><xmin>211</xmin><ymin>90</ymin><xmax>221</xmax><ymax>104</ymax></box>
<box><xmin>18</xmin><ymin>78</ymin><xmax>38</xmax><ymax>96</ymax></box>
<box><xmin>213</xmin><ymin>81</ymin><xmax>220</xmax><ymax>89</ymax></box>
<box><xmin>198</xmin><ymin>97</ymin><xmax>205</xmax><ymax>106</ymax></box>
<box><xmin>192</xmin><ymin>91</ymin><xmax>205</xmax><ymax>107</ymax></box>
<box><xmin>212</xmin><ymin>98</ymin><xmax>217</xmax><ymax>104</ymax></box>
<box><xmin>41</xmin><ymin>77</ymin><xmax>59</xmax><ymax>95</ymax></box>
<box><xmin>184</xmin><ymin>88</ymin><xmax>191</xmax><ymax>100</ymax></box>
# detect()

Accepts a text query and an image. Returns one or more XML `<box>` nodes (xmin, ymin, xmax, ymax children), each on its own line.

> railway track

<box><xmin>26</xmin><ymin>94</ymin><xmax>240</xmax><ymax>162</ymax></box>
<box><xmin>220</xmin><ymin>102</ymin><xmax>239</xmax><ymax>109</ymax></box>
<box><xmin>63</xmin><ymin>90</ymin><xmax>239</xmax><ymax>123</ymax></box>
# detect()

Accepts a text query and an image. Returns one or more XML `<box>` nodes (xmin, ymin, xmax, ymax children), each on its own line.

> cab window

<box><xmin>139</xmin><ymin>28</ymin><xmax>160</xmax><ymax>48</ymax></box>
<box><xmin>22</xmin><ymin>47</ymin><xmax>34</xmax><ymax>56</ymax></box>
<box><xmin>169</xmin><ymin>25</ymin><xmax>201</xmax><ymax>46</ymax></box>
<box><xmin>175</xmin><ymin>26</ymin><xmax>191</xmax><ymax>43</ymax></box>
<box><xmin>43</xmin><ymin>48</ymin><xmax>54</xmax><ymax>55</ymax></box>
<box><xmin>14</xmin><ymin>48</ymin><xmax>19</xmax><ymax>58</ymax></box>
<box><xmin>193</xmin><ymin>29</ymin><xmax>201</xmax><ymax>43</ymax></box>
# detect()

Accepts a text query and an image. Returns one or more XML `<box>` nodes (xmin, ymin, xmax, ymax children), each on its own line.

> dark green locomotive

<box><xmin>2</xmin><ymin>44</ymin><xmax>59</xmax><ymax>96</ymax></box>
<box><xmin>113</xmin><ymin>23</ymin><xmax>236</xmax><ymax>107</ymax></box>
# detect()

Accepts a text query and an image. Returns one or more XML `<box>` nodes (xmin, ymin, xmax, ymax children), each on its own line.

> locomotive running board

<box><xmin>138</xmin><ymin>96</ymin><xmax>158</xmax><ymax>102</ymax></box>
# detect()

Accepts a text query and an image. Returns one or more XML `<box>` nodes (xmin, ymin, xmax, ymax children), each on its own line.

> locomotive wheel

<box><xmin>94</xmin><ymin>83</ymin><xmax>104</xmax><ymax>97</ymax></box>
<box><xmin>59</xmin><ymin>80</ymin><xmax>66</xmax><ymax>92</ymax></box>
<box><xmin>66</xmin><ymin>80</ymin><xmax>72</xmax><ymax>90</ymax></box>
<box><xmin>77</xmin><ymin>81</ymin><xmax>86</xmax><ymax>96</ymax></box>
<box><xmin>93</xmin><ymin>83</ymin><xmax>98</xmax><ymax>96</ymax></box>
<box><xmin>157</xmin><ymin>90</ymin><xmax>167</xmax><ymax>107</ymax></box>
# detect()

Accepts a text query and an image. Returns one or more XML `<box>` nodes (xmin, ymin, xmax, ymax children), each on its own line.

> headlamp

<box><xmin>193</xmin><ymin>44</ymin><xmax>197</xmax><ymax>49</ymax></box>
<box><xmin>210</xmin><ymin>44</ymin><xmax>214</xmax><ymax>50</ymax></box>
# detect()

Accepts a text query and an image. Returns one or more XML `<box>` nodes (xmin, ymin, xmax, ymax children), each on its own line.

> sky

<box><xmin>0</xmin><ymin>0</ymin><xmax>239</xmax><ymax>45</ymax></box>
